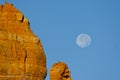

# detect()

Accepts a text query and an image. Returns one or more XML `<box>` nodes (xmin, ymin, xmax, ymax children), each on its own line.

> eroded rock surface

<box><xmin>50</xmin><ymin>62</ymin><xmax>72</xmax><ymax>80</ymax></box>
<box><xmin>0</xmin><ymin>2</ymin><xmax>46</xmax><ymax>80</ymax></box>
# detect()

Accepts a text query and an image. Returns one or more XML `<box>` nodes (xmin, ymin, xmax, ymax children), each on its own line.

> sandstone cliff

<box><xmin>0</xmin><ymin>2</ymin><xmax>46</xmax><ymax>80</ymax></box>
<box><xmin>50</xmin><ymin>62</ymin><xmax>72</xmax><ymax>80</ymax></box>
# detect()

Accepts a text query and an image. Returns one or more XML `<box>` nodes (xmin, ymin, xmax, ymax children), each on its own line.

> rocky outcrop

<box><xmin>0</xmin><ymin>2</ymin><xmax>46</xmax><ymax>80</ymax></box>
<box><xmin>50</xmin><ymin>62</ymin><xmax>72</xmax><ymax>80</ymax></box>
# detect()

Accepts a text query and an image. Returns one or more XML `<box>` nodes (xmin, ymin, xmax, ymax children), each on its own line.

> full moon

<box><xmin>76</xmin><ymin>34</ymin><xmax>91</xmax><ymax>48</ymax></box>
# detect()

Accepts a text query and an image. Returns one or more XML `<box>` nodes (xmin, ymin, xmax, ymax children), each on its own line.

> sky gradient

<box><xmin>0</xmin><ymin>0</ymin><xmax>120</xmax><ymax>80</ymax></box>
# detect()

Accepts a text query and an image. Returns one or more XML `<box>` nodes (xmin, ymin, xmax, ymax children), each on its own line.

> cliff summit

<box><xmin>0</xmin><ymin>2</ymin><xmax>46</xmax><ymax>80</ymax></box>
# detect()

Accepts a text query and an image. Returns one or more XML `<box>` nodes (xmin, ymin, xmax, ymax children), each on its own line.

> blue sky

<box><xmin>1</xmin><ymin>0</ymin><xmax>120</xmax><ymax>80</ymax></box>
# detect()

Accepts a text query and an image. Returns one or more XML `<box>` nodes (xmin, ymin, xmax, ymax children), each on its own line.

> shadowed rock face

<box><xmin>0</xmin><ymin>2</ymin><xmax>46</xmax><ymax>80</ymax></box>
<box><xmin>50</xmin><ymin>62</ymin><xmax>72</xmax><ymax>80</ymax></box>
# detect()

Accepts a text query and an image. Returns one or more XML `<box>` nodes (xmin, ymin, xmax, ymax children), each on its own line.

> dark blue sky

<box><xmin>0</xmin><ymin>0</ymin><xmax>120</xmax><ymax>80</ymax></box>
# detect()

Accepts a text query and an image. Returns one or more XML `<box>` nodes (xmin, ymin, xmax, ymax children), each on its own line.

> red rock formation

<box><xmin>0</xmin><ymin>2</ymin><xmax>46</xmax><ymax>80</ymax></box>
<box><xmin>50</xmin><ymin>62</ymin><xmax>72</xmax><ymax>80</ymax></box>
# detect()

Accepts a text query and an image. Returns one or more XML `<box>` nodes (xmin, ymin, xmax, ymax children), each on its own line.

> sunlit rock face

<box><xmin>50</xmin><ymin>62</ymin><xmax>72</xmax><ymax>80</ymax></box>
<box><xmin>0</xmin><ymin>2</ymin><xmax>46</xmax><ymax>80</ymax></box>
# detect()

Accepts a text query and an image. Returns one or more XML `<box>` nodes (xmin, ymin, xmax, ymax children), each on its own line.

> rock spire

<box><xmin>50</xmin><ymin>62</ymin><xmax>72</xmax><ymax>80</ymax></box>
